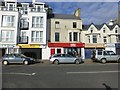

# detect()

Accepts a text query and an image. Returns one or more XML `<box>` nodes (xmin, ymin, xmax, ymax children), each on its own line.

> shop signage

<box><xmin>48</xmin><ymin>42</ymin><xmax>85</xmax><ymax>48</ymax></box>
<box><xmin>18</xmin><ymin>44</ymin><xmax>40</xmax><ymax>48</ymax></box>
<box><xmin>85</xmin><ymin>43</ymin><xmax>104</xmax><ymax>48</ymax></box>
<box><xmin>70</xmin><ymin>44</ymin><xmax>76</xmax><ymax>47</ymax></box>
<box><xmin>105</xmin><ymin>44</ymin><xmax>115</xmax><ymax>47</ymax></box>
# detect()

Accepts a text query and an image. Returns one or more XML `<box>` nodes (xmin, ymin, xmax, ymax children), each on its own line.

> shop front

<box><xmin>48</xmin><ymin>42</ymin><xmax>85</xmax><ymax>59</ymax></box>
<box><xmin>17</xmin><ymin>44</ymin><xmax>42</xmax><ymax>59</ymax></box>
<box><xmin>0</xmin><ymin>44</ymin><xmax>19</xmax><ymax>55</ymax></box>
<box><xmin>85</xmin><ymin>43</ymin><xmax>105</xmax><ymax>59</ymax></box>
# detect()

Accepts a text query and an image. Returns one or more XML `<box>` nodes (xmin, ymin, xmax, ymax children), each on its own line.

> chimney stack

<box><xmin>108</xmin><ymin>20</ymin><xmax>114</xmax><ymax>26</ymax></box>
<box><xmin>74</xmin><ymin>8</ymin><xmax>81</xmax><ymax>19</ymax></box>
<box><xmin>32</xmin><ymin>0</ymin><xmax>36</xmax><ymax>3</ymax></box>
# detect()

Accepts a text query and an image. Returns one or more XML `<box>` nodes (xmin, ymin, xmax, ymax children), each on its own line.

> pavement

<box><xmin>0</xmin><ymin>59</ymin><xmax>97</xmax><ymax>65</ymax></box>
<box><xmin>40</xmin><ymin>59</ymin><xmax>94</xmax><ymax>64</ymax></box>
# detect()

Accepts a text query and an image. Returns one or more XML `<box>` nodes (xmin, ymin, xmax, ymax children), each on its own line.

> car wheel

<box><xmin>54</xmin><ymin>60</ymin><xmax>59</xmax><ymax>65</ymax></box>
<box><xmin>23</xmin><ymin>60</ymin><xmax>29</xmax><ymax>65</ymax></box>
<box><xmin>75</xmin><ymin>59</ymin><xmax>80</xmax><ymax>64</ymax></box>
<box><xmin>101</xmin><ymin>59</ymin><xmax>106</xmax><ymax>64</ymax></box>
<box><xmin>3</xmin><ymin>60</ymin><xmax>8</xmax><ymax>65</ymax></box>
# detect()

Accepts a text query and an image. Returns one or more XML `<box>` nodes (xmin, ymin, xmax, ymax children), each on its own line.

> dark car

<box><xmin>49</xmin><ymin>53</ymin><xmax>83</xmax><ymax>64</ymax></box>
<box><xmin>2</xmin><ymin>53</ymin><xmax>35</xmax><ymax>65</ymax></box>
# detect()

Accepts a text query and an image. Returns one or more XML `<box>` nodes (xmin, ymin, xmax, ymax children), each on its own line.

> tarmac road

<box><xmin>1</xmin><ymin>60</ymin><xmax>119</xmax><ymax>89</ymax></box>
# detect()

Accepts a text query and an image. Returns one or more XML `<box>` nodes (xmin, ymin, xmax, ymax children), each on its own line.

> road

<box><xmin>1</xmin><ymin>62</ymin><xmax>119</xmax><ymax>89</ymax></box>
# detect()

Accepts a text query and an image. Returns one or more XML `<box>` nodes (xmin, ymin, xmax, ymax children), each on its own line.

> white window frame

<box><xmin>22</xmin><ymin>4</ymin><xmax>28</xmax><ymax>14</ymax></box>
<box><xmin>1</xmin><ymin>30</ymin><xmax>14</xmax><ymax>42</ymax></box>
<box><xmin>20</xmin><ymin>31</ymin><xmax>27</xmax><ymax>42</ymax></box>
<box><xmin>6</xmin><ymin>3</ymin><xmax>15</xmax><ymax>11</ymax></box>
<box><xmin>32</xmin><ymin>16</ymin><xmax>43</xmax><ymax>28</ymax></box>
<box><xmin>35</xmin><ymin>5</ymin><xmax>43</xmax><ymax>12</ymax></box>
<box><xmin>2</xmin><ymin>15</ymin><xmax>15</xmax><ymax>27</ymax></box>
<box><xmin>31</xmin><ymin>31</ymin><xmax>43</xmax><ymax>42</ymax></box>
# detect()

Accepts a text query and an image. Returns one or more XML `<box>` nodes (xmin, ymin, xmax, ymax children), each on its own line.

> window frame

<box><xmin>32</xmin><ymin>16</ymin><xmax>43</xmax><ymax>28</ymax></box>
<box><xmin>93</xmin><ymin>35</ymin><xmax>97</xmax><ymax>43</ymax></box>
<box><xmin>2</xmin><ymin>15</ymin><xmax>15</xmax><ymax>27</ymax></box>
<box><xmin>55</xmin><ymin>21</ymin><xmax>60</xmax><ymax>29</ymax></box>
<box><xmin>55</xmin><ymin>32</ymin><xmax>60</xmax><ymax>42</ymax></box>
<box><xmin>1</xmin><ymin>30</ymin><xmax>14</xmax><ymax>42</ymax></box>
<box><xmin>31</xmin><ymin>31</ymin><xmax>43</xmax><ymax>42</ymax></box>
<box><xmin>73</xmin><ymin>22</ymin><xmax>77</xmax><ymax>28</ymax></box>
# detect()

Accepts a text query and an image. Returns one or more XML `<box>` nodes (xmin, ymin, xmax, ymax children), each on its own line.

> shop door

<box><xmin>85</xmin><ymin>49</ymin><xmax>93</xmax><ymax>59</ymax></box>
<box><xmin>57</xmin><ymin>49</ymin><xmax>61</xmax><ymax>53</ymax></box>
<box><xmin>51</xmin><ymin>49</ymin><xmax>55</xmax><ymax>56</ymax></box>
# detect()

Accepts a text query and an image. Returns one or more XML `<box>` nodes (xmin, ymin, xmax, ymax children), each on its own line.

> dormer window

<box><xmin>6</xmin><ymin>3</ymin><xmax>15</xmax><ymax>11</ymax></box>
<box><xmin>35</xmin><ymin>5</ymin><xmax>43</xmax><ymax>12</ymax></box>
<box><xmin>22</xmin><ymin>4</ymin><xmax>28</xmax><ymax>14</ymax></box>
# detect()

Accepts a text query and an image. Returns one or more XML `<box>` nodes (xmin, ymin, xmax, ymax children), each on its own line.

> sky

<box><xmin>17</xmin><ymin>0</ymin><xmax>119</xmax><ymax>25</ymax></box>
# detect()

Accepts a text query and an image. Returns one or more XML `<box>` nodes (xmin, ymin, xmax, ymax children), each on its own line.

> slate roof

<box><xmin>50</xmin><ymin>14</ymin><xmax>81</xmax><ymax>20</ymax></box>
<box><xmin>82</xmin><ymin>23</ymin><xmax>120</xmax><ymax>30</ymax></box>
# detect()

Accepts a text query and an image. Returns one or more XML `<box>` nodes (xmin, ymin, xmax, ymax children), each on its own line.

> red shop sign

<box><xmin>48</xmin><ymin>42</ymin><xmax>85</xmax><ymax>47</ymax></box>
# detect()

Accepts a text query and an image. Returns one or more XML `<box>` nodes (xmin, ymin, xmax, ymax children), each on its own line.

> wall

<box><xmin>42</xmin><ymin>47</ymin><xmax>50</xmax><ymax>60</ymax></box>
<box><xmin>50</xmin><ymin>18</ymin><xmax>82</xmax><ymax>42</ymax></box>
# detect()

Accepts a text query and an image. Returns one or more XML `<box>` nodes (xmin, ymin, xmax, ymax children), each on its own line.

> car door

<box><xmin>8</xmin><ymin>54</ymin><xmax>16</xmax><ymax>63</ymax></box>
<box><xmin>109</xmin><ymin>51</ymin><xmax>118</xmax><ymax>61</ymax></box>
<box><xmin>65</xmin><ymin>54</ymin><xmax>74</xmax><ymax>63</ymax></box>
<box><xmin>59</xmin><ymin>54</ymin><xmax>66</xmax><ymax>63</ymax></box>
<box><xmin>14</xmin><ymin>54</ymin><xmax>23</xmax><ymax>63</ymax></box>
<box><xmin>104</xmin><ymin>51</ymin><xmax>112</xmax><ymax>61</ymax></box>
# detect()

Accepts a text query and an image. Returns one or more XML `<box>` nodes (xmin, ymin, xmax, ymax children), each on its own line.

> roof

<box><xmin>50</xmin><ymin>14</ymin><xmax>81</xmax><ymax>20</ymax></box>
<box><xmin>82</xmin><ymin>23</ymin><xmax>120</xmax><ymax>30</ymax></box>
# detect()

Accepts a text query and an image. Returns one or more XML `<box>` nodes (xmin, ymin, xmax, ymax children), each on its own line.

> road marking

<box><xmin>0</xmin><ymin>72</ymin><xmax>36</xmax><ymax>76</ymax></box>
<box><xmin>67</xmin><ymin>71</ymin><xmax>119</xmax><ymax>74</ymax></box>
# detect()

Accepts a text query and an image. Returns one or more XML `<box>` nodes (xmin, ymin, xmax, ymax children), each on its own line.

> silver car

<box><xmin>49</xmin><ymin>53</ymin><xmax>83</xmax><ymax>64</ymax></box>
<box><xmin>2</xmin><ymin>53</ymin><xmax>35</xmax><ymax>65</ymax></box>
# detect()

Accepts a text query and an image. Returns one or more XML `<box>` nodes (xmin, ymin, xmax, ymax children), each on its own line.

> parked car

<box><xmin>91</xmin><ymin>50</ymin><xmax>120</xmax><ymax>64</ymax></box>
<box><xmin>49</xmin><ymin>53</ymin><xmax>83</xmax><ymax>64</ymax></box>
<box><xmin>2</xmin><ymin>53</ymin><xmax>35</xmax><ymax>65</ymax></box>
